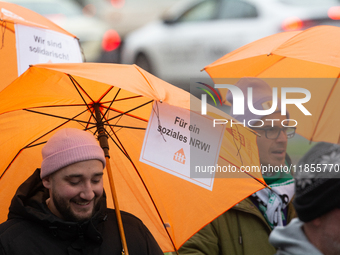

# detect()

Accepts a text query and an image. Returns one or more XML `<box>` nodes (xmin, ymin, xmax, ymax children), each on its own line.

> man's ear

<box><xmin>310</xmin><ymin>217</ymin><xmax>322</xmax><ymax>227</ymax></box>
<box><xmin>42</xmin><ymin>176</ymin><xmax>52</xmax><ymax>189</ymax></box>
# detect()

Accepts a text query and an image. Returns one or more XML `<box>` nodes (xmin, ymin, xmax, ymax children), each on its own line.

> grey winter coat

<box><xmin>269</xmin><ymin>218</ymin><xmax>323</xmax><ymax>255</ymax></box>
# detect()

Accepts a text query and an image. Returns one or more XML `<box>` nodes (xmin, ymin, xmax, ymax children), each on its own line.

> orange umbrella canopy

<box><xmin>0</xmin><ymin>1</ymin><xmax>82</xmax><ymax>91</ymax></box>
<box><xmin>0</xmin><ymin>63</ymin><xmax>265</xmax><ymax>252</ymax></box>
<box><xmin>204</xmin><ymin>25</ymin><xmax>340</xmax><ymax>144</ymax></box>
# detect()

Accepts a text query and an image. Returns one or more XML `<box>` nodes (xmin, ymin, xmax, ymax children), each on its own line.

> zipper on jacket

<box><xmin>49</xmin><ymin>226</ymin><xmax>58</xmax><ymax>237</ymax></box>
<box><xmin>236</xmin><ymin>213</ymin><xmax>243</xmax><ymax>245</ymax></box>
<box><xmin>236</xmin><ymin>213</ymin><xmax>245</xmax><ymax>255</ymax></box>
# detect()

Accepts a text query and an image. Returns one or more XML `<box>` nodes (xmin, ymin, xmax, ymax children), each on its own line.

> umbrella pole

<box><xmin>94</xmin><ymin>104</ymin><xmax>129</xmax><ymax>255</ymax></box>
<box><xmin>105</xmin><ymin>157</ymin><xmax>129</xmax><ymax>255</ymax></box>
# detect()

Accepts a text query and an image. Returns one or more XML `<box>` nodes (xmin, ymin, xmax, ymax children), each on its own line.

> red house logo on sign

<box><xmin>173</xmin><ymin>148</ymin><xmax>186</xmax><ymax>164</ymax></box>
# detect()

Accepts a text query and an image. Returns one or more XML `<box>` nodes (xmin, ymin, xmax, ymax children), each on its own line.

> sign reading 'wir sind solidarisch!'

<box><xmin>15</xmin><ymin>24</ymin><xmax>82</xmax><ymax>76</ymax></box>
<box><xmin>140</xmin><ymin>102</ymin><xmax>225</xmax><ymax>191</ymax></box>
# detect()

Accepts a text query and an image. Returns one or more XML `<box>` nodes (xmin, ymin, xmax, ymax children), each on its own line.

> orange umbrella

<box><xmin>0</xmin><ymin>1</ymin><xmax>82</xmax><ymax>91</ymax></box>
<box><xmin>204</xmin><ymin>25</ymin><xmax>340</xmax><ymax>144</ymax></box>
<box><xmin>0</xmin><ymin>63</ymin><xmax>265</xmax><ymax>253</ymax></box>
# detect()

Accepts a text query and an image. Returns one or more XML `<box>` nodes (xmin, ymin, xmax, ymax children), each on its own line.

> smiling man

<box><xmin>0</xmin><ymin>128</ymin><xmax>163</xmax><ymax>255</ymax></box>
<box><xmin>42</xmin><ymin>160</ymin><xmax>104</xmax><ymax>223</ymax></box>
<box><xmin>179</xmin><ymin>78</ymin><xmax>296</xmax><ymax>255</ymax></box>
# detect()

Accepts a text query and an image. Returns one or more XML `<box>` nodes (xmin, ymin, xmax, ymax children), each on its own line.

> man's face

<box><xmin>311</xmin><ymin>208</ymin><xmax>340</xmax><ymax>254</ymax></box>
<box><xmin>42</xmin><ymin>159</ymin><xmax>104</xmax><ymax>222</ymax></box>
<box><xmin>255</xmin><ymin>112</ymin><xmax>288</xmax><ymax>167</ymax></box>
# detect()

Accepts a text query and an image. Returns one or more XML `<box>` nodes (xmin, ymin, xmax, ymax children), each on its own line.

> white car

<box><xmin>79</xmin><ymin>0</ymin><xmax>181</xmax><ymax>38</ymax></box>
<box><xmin>121</xmin><ymin>0</ymin><xmax>340</xmax><ymax>90</ymax></box>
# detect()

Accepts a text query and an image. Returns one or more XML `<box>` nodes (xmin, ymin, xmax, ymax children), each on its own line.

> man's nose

<box><xmin>80</xmin><ymin>182</ymin><xmax>95</xmax><ymax>200</ymax></box>
<box><xmin>276</xmin><ymin>129</ymin><xmax>288</xmax><ymax>143</ymax></box>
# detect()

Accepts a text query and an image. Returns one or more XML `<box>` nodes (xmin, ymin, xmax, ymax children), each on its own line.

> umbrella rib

<box><xmin>68</xmin><ymin>74</ymin><xmax>95</xmax><ymax>103</ymax></box>
<box><xmin>105</xmin><ymin>130</ymin><xmax>132</xmax><ymax>160</ymax></box>
<box><xmin>101</xmin><ymin>88</ymin><xmax>121</xmax><ymax>124</ymax></box>
<box><xmin>68</xmin><ymin>74</ymin><xmax>97</xmax><ymax>121</ymax></box>
<box><xmin>93</xmin><ymin>105</ymin><xmax>139</xmax><ymax>159</ymax></box>
<box><xmin>231</xmin><ymin>125</ymin><xmax>244</xmax><ymax>165</ymax></box>
<box><xmin>105</xmin><ymin>124</ymin><xmax>146</xmax><ymax>130</ymax></box>
<box><xmin>310</xmin><ymin>75</ymin><xmax>340</xmax><ymax>141</ymax></box>
<box><xmin>101</xmin><ymin>108</ymin><xmax>137</xmax><ymax>159</ymax></box>
<box><xmin>24</xmin><ymin>109</ymin><xmax>94</xmax><ymax>125</ymax></box>
<box><xmin>97</xmin><ymin>83</ymin><xmax>116</xmax><ymax>103</ymax></box>
<box><xmin>254</xmin><ymin>55</ymin><xmax>286</xmax><ymax>77</ymax></box>
<box><xmin>0</xmin><ymin>20</ymin><xmax>16</xmax><ymax>33</ymax></box>
<box><xmin>25</xmin><ymin>141</ymin><xmax>47</xmax><ymax>148</ymax></box>
<box><xmin>100</xmin><ymin>97</ymin><xmax>151</xmax><ymax>126</ymax></box>
<box><xmin>84</xmin><ymin>112</ymin><xmax>95</xmax><ymax>131</ymax></box>
<box><xmin>105</xmin><ymin>100</ymin><xmax>153</xmax><ymax>123</ymax></box>
<box><xmin>101</xmin><ymin>95</ymin><xmax>144</xmax><ymax>103</ymax></box>
<box><xmin>30</xmin><ymin>104</ymin><xmax>88</xmax><ymax>108</ymax></box>
<box><xmin>1</xmin><ymin>20</ymin><xmax>8</xmax><ymax>49</ymax></box>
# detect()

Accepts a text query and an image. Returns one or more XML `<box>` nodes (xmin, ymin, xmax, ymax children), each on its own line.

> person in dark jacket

<box><xmin>0</xmin><ymin>128</ymin><xmax>163</xmax><ymax>255</ymax></box>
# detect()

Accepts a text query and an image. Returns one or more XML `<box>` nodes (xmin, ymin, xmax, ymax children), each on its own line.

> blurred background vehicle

<box><xmin>74</xmin><ymin>0</ymin><xmax>181</xmax><ymax>63</ymax></box>
<box><xmin>77</xmin><ymin>0</ymin><xmax>180</xmax><ymax>38</ymax></box>
<box><xmin>3</xmin><ymin>0</ymin><xmax>121</xmax><ymax>62</ymax></box>
<box><xmin>121</xmin><ymin>0</ymin><xmax>340</xmax><ymax>91</ymax></box>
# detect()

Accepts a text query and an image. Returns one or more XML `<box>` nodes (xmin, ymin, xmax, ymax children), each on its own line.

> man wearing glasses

<box><xmin>178</xmin><ymin>78</ymin><xmax>296</xmax><ymax>255</ymax></box>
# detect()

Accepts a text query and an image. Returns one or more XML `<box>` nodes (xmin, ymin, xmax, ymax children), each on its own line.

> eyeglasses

<box><xmin>251</xmin><ymin>126</ymin><xmax>296</xmax><ymax>140</ymax></box>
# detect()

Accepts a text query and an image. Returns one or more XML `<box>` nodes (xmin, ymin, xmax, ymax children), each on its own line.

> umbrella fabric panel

<box><xmin>34</xmin><ymin>63</ymin><xmax>191</xmax><ymax>109</ymax></box>
<box><xmin>0</xmin><ymin>109</ymin><xmax>55</xmax><ymax>177</ymax></box>
<box><xmin>0</xmin><ymin>2</ymin><xmax>78</xmax><ymax>91</ymax></box>
<box><xmin>0</xmin><ymin>136</ymin><xmax>42</xmax><ymax>209</ymax></box>
<box><xmin>0</xmin><ymin>109</ymin><xmax>84</xmax><ymax>217</ymax></box>
<box><xmin>204</xmin><ymin>26</ymin><xmax>340</xmax><ymax>143</ymax></box>
<box><xmin>313</xmin><ymin>79</ymin><xmax>340</xmax><ymax>143</ymax></box>
<box><xmin>0</xmin><ymin>66</ymin><xmax>151</xmax><ymax>114</ymax></box>
<box><xmin>206</xmin><ymin>26</ymin><xmax>340</xmax><ymax>70</ymax></box>
<box><xmin>258</xmin><ymin>58</ymin><xmax>340</xmax><ymax>78</ymax></box>
<box><xmin>274</xmin><ymin>26</ymin><xmax>340</xmax><ymax>68</ymax></box>
<box><xmin>211</xmin><ymin>76</ymin><xmax>340</xmax><ymax>143</ymax></box>
<box><xmin>0</xmin><ymin>22</ymin><xmax>18</xmax><ymax>89</ymax></box>
<box><xmin>0</xmin><ymin>2</ymin><xmax>75</xmax><ymax>35</ymax></box>
<box><xmin>205</xmin><ymin>26</ymin><xmax>340</xmax><ymax>79</ymax></box>
<box><xmin>205</xmin><ymin>30</ymin><xmax>299</xmax><ymax>69</ymax></box>
<box><xmin>256</xmin><ymin>78</ymin><xmax>339</xmax><ymax>143</ymax></box>
<box><xmin>205</xmin><ymin>55</ymin><xmax>340</xmax><ymax>79</ymax></box>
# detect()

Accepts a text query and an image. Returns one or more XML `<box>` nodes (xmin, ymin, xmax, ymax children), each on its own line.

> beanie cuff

<box><xmin>41</xmin><ymin>144</ymin><xmax>106</xmax><ymax>178</ymax></box>
<box><xmin>293</xmin><ymin>178</ymin><xmax>340</xmax><ymax>222</ymax></box>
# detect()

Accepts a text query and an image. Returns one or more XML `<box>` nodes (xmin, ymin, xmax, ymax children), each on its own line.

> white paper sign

<box><xmin>140</xmin><ymin>102</ymin><xmax>225</xmax><ymax>191</ymax></box>
<box><xmin>15</xmin><ymin>24</ymin><xmax>82</xmax><ymax>76</ymax></box>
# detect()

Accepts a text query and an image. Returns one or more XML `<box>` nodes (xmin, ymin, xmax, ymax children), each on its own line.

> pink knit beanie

<box><xmin>41</xmin><ymin>128</ymin><xmax>106</xmax><ymax>178</ymax></box>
